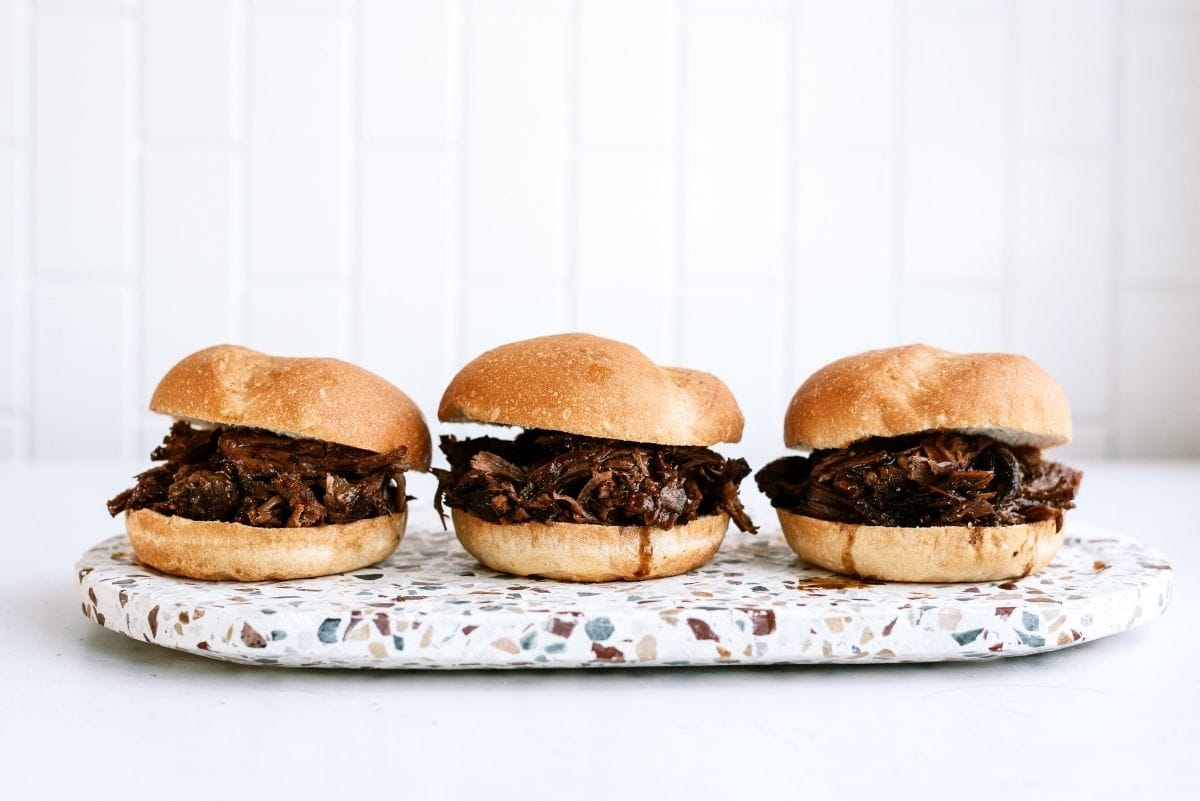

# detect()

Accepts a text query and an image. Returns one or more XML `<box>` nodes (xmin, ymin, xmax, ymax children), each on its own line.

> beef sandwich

<box><xmin>433</xmin><ymin>333</ymin><xmax>756</xmax><ymax>582</ymax></box>
<box><xmin>755</xmin><ymin>344</ymin><xmax>1082</xmax><ymax>582</ymax></box>
<box><xmin>107</xmin><ymin>345</ymin><xmax>431</xmax><ymax>580</ymax></box>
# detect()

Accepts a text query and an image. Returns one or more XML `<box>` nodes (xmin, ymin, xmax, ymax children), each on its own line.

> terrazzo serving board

<box><xmin>76</xmin><ymin>515</ymin><xmax>1172</xmax><ymax>669</ymax></box>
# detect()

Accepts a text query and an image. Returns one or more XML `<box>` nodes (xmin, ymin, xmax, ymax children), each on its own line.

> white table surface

<box><xmin>1</xmin><ymin>460</ymin><xmax>1196</xmax><ymax>800</ymax></box>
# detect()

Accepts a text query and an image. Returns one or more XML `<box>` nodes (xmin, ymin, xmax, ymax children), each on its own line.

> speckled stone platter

<box><xmin>77</xmin><ymin>513</ymin><xmax>1172</xmax><ymax>668</ymax></box>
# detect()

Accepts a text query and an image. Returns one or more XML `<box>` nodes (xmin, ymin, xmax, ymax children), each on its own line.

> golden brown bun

<box><xmin>451</xmin><ymin>509</ymin><xmax>728</xmax><ymax>582</ymax></box>
<box><xmin>438</xmin><ymin>333</ymin><xmax>743</xmax><ymax>446</ymax></box>
<box><xmin>778</xmin><ymin>509</ymin><xmax>1062</xmax><ymax>583</ymax></box>
<box><xmin>126</xmin><ymin>508</ymin><xmax>407</xmax><ymax>581</ymax></box>
<box><xmin>150</xmin><ymin>344</ymin><xmax>431</xmax><ymax>469</ymax></box>
<box><xmin>784</xmin><ymin>344</ymin><xmax>1072</xmax><ymax>451</ymax></box>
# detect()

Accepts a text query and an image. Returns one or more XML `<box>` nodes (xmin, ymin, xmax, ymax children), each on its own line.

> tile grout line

<box><xmin>1000</xmin><ymin>0</ymin><xmax>1017</xmax><ymax>351</ymax></box>
<box><xmin>236</xmin><ymin>0</ymin><xmax>251</xmax><ymax>344</ymax></box>
<box><xmin>138</xmin><ymin>134</ymin><xmax>240</xmax><ymax>150</ymax></box>
<box><xmin>564</xmin><ymin>0</ymin><xmax>579</xmax><ymax>331</ymax></box>
<box><xmin>3</xmin><ymin>4</ymin><xmax>20</xmax><ymax>439</ymax></box>
<box><xmin>357</xmin><ymin>137</ymin><xmax>459</xmax><ymax>153</ymax></box>
<box><xmin>1</xmin><ymin>0</ymin><xmax>28</xmax><ymax>431</ymax></box>
<box><xmin>127</xmin><ymin>0</ymin><xmax>145</xmax><ymax>457</ymax></box>
<box><xmin>18</xmin><ymin>271</ymin><xmax>142</xmax><ymax>286</ymax></box>
<box><xmin>669</xmin><ymin>0</ymin><xmax>687</xmax><ymax>364</ymax></box>
<box><xmin>1106</xmin><ymin>0</ymin><xmax>1125</xmax><ymax>458</ymax></box>
<box><xmin>1110</xmin><ymin>276</ymin><xmax>1200</xmax><ymax>292</ymax></box>
<box><xmin>22</xmin><ymin>0</ymin><xmax>35</xmax><ymax>457</ymax></box>
<box><xmin>28</xmin><ymin>2</ymin><xmax>138</xmax><ymax>21</ymax></box>
<box><xmin>246</xmin><ymin>0</ymin><xmax>346</xmax><ymax>20</ymax></box>
<box><xmin>1</xmin><ymin>10</ymin><xmax>17</xmax><ymax>423</ymax></box>
<box><xmin>453</xmin><ymin>0</ymin><xmax>469</xmax><ymax>365</ymax></box>
<box><xmin>900</xmin><ymin>275</ymin><xmax>1008</xmax><ymax>291</ymax></box>
<box><xmin>226</xmin><ymin>0</ymin><xmax>246</xmax><ymax>347</ymax></box>
<box><xmin>343</xmin><ymin>0</ymin><xmax>360</xmax><ymax>360</ymax></box>
<box><xmin>889</xmin><ymin>0</ymin><xmax>907</xmax><ymax>343</ymax></box>
<box><xmin>223</xmin><ymin>2</ymin><xmax>238</xmax><ymax>347</ymax></box>
<box><xmin>781</xmin><ymin>0</ymin><xmax>797</xmax><ymax>393</ymax></box>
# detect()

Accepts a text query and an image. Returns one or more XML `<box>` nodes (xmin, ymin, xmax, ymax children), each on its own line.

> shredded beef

<box><xmin>107</xmin><ymin>421</ymin><xmax>411</xmax><ymax>527</ymax></box>
<box><xmin>755</xmin><ymin>431</ymin><xmax>1081</xmax><ymax>530</ymax></box>
<box><xmin>433</xmin><ymin>430</ymin><xmax>757</xmax><ymax>533</ymax></box>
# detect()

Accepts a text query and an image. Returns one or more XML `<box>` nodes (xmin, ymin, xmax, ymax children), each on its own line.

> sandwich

<box><xmin>755</xmin><ymin>344</ymin><xmax>1082</xmax><ymax>582</ymax></box>
<box><xmin>107</xmin><ymin>345</ymin><xmax>431</xmax><ymax>580</ymax></box>
<box><xmin>433</xmin><ymin>333</ymin><xmax>756</xmax><ymax>582</ymax></box>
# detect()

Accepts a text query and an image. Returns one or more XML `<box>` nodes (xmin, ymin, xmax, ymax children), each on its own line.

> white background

<box><xmin>2</xmin><ymin>0</ymin><xmax>1200</xmax><ymax>470</ymax></box>
<box><xmin>2</xmin><ymin>6</ymin><xmax>1197</xmax><ymax>797</ymax></box>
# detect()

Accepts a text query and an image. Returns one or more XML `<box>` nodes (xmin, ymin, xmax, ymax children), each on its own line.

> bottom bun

<box><xmin>777</xmin><ymin>509</ymin><xmax>1062</xmax><ymax>583</ymax></box>
<box><xmin>451</xmin><ymin>509</ymin><xmax>729</xmax><ymax>582</ymax></box>
<box><xmin>126</xmin><ymin>507</ymin><xmax>407</xmax><ymax>581</ymax></box>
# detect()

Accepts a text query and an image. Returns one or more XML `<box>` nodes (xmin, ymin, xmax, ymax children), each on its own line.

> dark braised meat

<box><xmin>755</xmin><ymin>431</ymin><xmax>1081</xmax><ymax>530</ymax></box>
<box><xmin>107</xmin><ymin>421</ymin><xmax>411</xmax><ymax>527</ymax></box>
<box><xmin>433</xmin><ymin>430</ymin><xmax>756</xmax><ymax>533</ymax></box>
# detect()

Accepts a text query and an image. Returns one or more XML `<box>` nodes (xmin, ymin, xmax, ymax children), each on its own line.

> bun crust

<box><xmin>438</xmin><ymin>333</ymin><xmax>743</xmax><ymax>446</ymax></box>
<box><xmin>778</xmin><ymin>509</ymin><xmax>1062</xmax><ymax>583</ymax></box>
<box><xmin>125</xmin><ymin>508</ymin><xmax>407</xmax><ymax>581</ymax></box>
<box><xmin>784</xmin><ymin>344</ymin><xmax>1072</xmax><ymax>451</ymax></box>
<box><xmin>151</xmin><ymin>345</ymin><xmax>431</xmax><ymax>469</ymax></box>
<box><xmin>451</xmin><ymin>509</ymin><xmax>729</xmax><ymax>582</ymax></box>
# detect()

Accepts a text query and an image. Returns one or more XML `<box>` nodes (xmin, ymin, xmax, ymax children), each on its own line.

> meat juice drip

<box><xmin>1019</xmin><ymin>526</ymin><xmax>1037</xmax><ymax>577</ymax></box>
<box><xmin>635</xmin><ymin>529</ymin><xmax>653</xmax><ymax>578</ymax></box>
<box><xmin>842</xmin><ymin>529</ymin><xmax>857</xmax><ymax>576</ymax></box>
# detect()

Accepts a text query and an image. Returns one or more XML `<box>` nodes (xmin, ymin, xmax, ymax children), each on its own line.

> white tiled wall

<box><xmin>2</xmin><ymin>0</ymin><xmax>1199</xmax><ymax>468</ymax></box>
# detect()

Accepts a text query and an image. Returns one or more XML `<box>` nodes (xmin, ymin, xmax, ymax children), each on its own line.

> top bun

<box><xmin>150</xmin><ymin>345</ymin><xmax>432</xmax><ymax>470</ymax></box>
<box><xmin>438</xmin><ymin>333</ymin><xmax>743</xmax><ymax>446</ymax></box>
<box><xmin>784</xmin><ymin>344</ymin><xmax>1072</xmax><ymax>451</ymax></box>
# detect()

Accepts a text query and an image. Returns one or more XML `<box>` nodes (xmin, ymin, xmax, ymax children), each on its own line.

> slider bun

<box><xmin>150</xmin><ymin>344</ymin><xmax>431</xmax><ymax>469</ymax></box>
<box><xmin>452</xmin><ymin>509</ymin><xmax>729</xmax><ymax>582</ymax></box>
<box><xmin>778</xmin><ymin>509</ymin><xmax>1062</xmax><ymax>583</ymax></box>
<box><xmin>438</xmin><ymin>333</ymin><xmax>743</xmax><ymax>446</ymax></box>
<box><xmin>125</xmin><ymin>508</ymin><xmax>407</xmax><ymax>581</ymax></box>
<box><xmin>785</xmin><ymin>344</ymin><xmax>1072</xmax><ymax>451</ymax></box>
